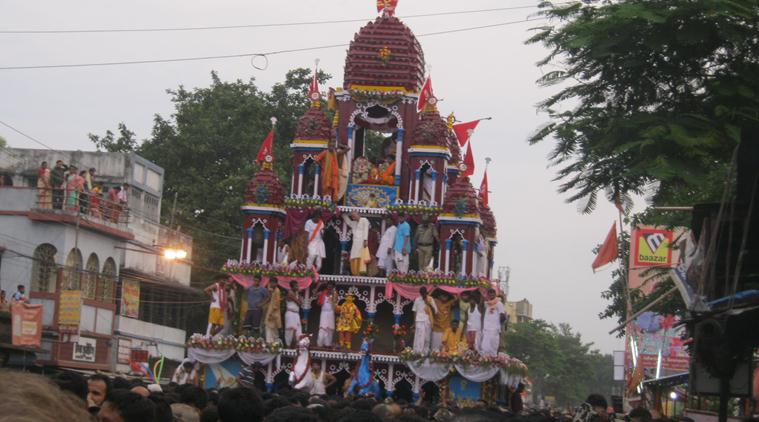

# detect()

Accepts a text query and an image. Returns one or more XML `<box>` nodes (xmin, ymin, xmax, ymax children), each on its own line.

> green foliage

<box><xmin>506</xmin><ymin>320</ymin><xmax>616</xmax><ymax>406</ymax></box>
<box><xmin>89</xmin><ymin>122</ymin><xmax>138</xmax><ymax>153</ymax></box>
<box><xmin>529</xmin><ymin>0</ymin><xmax>759</xmax><ymax>324</ymax></box>
<box><xmin>527</xmin><ymin>0</ymin><xmax>759</xmax><ymax>214</ymax></box>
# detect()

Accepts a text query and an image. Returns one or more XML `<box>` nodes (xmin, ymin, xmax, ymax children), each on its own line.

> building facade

<box><xmin>505</xmin><ymin>299</ymin><xmax>533</xmax><ymax>324</ymax></box>
<box><xmin>0</xmin><ymin>148</ymin><xmax>195</xmax><ymax>374</ymax></box>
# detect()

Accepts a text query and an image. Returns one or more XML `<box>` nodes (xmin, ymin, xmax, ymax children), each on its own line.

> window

<box><xmin>143</xmin><ymin>193</ymin><xmax>160</xmax><ymax>221</ymax></box>
<box><xmin>133</xmin><ymin>163</ymin><xmax>145</xmax><ymax>184</ymax></box>
<box><xmin>31</xmin><ymin>244</ymin><xmax>57</xmax><ymax>293</ymax></box>
<box><xmin>63</xmin><ymin>249</ymin><xmax>83</xmax><ymax>290</ymax></box>
<box><xmin>83</xmin><ymin>254</ymin><xmax>99</xmax><ymax>299</ymax></box>
<box><xmin>100</xmin><ymin>258</ymin><xmax>117</xmax><ymax>303</ymax></box>
<box><xmin>145</xmin><ymin>169</ymin><xmax>161</xmax><ymax>192</ymax></box>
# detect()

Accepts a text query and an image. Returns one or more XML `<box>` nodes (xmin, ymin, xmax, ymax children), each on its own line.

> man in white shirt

<box><xmin>412</xmin><ymin>287</ymin><xmax>437</xmax><ymax>354</ymax></box>
<box><xmin>343</xmin><ymin>211</ymin><xmax>370</xmax><ymax>276</ymax></box>
<box><xmin>479</xmin><ymin>288</ymin><xmax>506</xmax><ymax>356</ymax></box>
<box><xmin>304</xmin><ymin>214</ymin><xmax>326</xmax><ymax>271</ymax></box>
<box><xmin>376</xmin><ymin>217</ymin><xmax>396</xmax><ymax>276</ymax></box>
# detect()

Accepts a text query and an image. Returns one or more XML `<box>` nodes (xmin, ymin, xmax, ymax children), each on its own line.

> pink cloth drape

<box><xmin>384</xmin><ymin>281</ymin><xmax>482</xmax><ymax>300</ymax></box>
<box><xmin>228</xmin><ymin>274</ymin><xmax>316</xmax><ymax>290</ymax></box>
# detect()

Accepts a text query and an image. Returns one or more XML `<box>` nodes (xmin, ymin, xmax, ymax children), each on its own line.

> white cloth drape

<box><xmin>188</xmin><ymin>348</ymin><xmax>236</xmax><ymax>364</ymax></box>
<box><xmin>238</xmin><ymin>352</ymin><xmax>278</xmax><ymax>366</ymax></box>
<box><xmin>454</xmin><ymin>365</ymin><xmax>500</xmax><ymax>383</ymax></box>
<box><xmin>406</xmin><ymin>359</ymin><xmax>450</xmax><ymax>382</ymax></box>
<box><xmin>406</xmin><ymin>360</ymin><xmax>518</xmax><ymax>384</ymax></box>
<box><xmin>188</xmin><ymin>348</ymin><xmax>277</xmax><ymax>366</ymax></box>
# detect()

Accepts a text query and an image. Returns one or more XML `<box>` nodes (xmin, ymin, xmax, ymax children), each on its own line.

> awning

<box><xmin>641</xmin><ymin>372</ymin><xmax>689</xmax><ymax>388</ymax></box>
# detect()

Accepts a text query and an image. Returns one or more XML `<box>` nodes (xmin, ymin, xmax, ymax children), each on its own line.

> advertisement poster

<box><xmin>11</xmin><ymin>303</ymin><xmax>43</xmax><ymax>347</ymax></box>
<box><xmin>73</xmin><ymin>336</ymin><xmax>97</xmax><ymax>362</ymax></box>
<box><xmin>121</xmin><ymin>279</ymin><xmax>140</xmax><ymax>318</ymax></box>
<box><xmin>632</xmin><ymin>227</ymin><xmax>674</xmax><ymax>268</ymax></box>
<box><xmin>58</xmin><ymin>290</ymin><xmax>82</xmax><ymax>332</ymax></box>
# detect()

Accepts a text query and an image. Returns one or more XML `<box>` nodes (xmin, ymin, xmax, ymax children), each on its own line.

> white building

<box><xmin>0</xmin><ymin>148</ymin><xmax>196</xmax><ymax>373</ymax></box>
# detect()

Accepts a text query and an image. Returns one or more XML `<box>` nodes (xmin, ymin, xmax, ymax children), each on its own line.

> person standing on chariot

<box><xmin>316</xmin><ymin>283</ymin><xmax>338</xmax><ymax>348</ymax></box>
<box><xmin>376</xmin><ymin>216</ymin><xmax>396</xmax><ymax>276</ymax></box>
<box><xmin>284</xmin><ymin>281</ymin><xmax>303</xmax><ymax>348</ymax></box>
<box><xmin>412</xmin><ymin>287</ymin><xmax>437</xmax><ymax>353</ymax></box>
<box><xmin>305</xmin><ymin>213</ymin><xmax>326</xmax><ymax>271</ymax></box>
<box><xmin>263</xmin><ymin>281</ymin><xmax>282</xmax><ymax>343</ymax></box>
<box><xmin>204</xmin><ymin>276</ymin><xmax>229</xmax><ymax>337</ymax></box>
<box><xmin>343</xmin><ymin>211</ymin><xmax>370</xmax><ymax>276</ymax></box>
<box><xmin>479</xmin><ymin>288</ymin><xmax>506</xmax><ymax>356</ymax></box>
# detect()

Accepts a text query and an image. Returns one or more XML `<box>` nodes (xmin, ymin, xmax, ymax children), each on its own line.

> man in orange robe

<box><xmin>316</xmin><ymin>144</ymin><xmax>341</xmax><ymax>200</ymax></box>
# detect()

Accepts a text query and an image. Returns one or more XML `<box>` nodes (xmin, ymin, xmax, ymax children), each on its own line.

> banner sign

<box><xmin>73</xmin><ymin>336</ymin><xmax>97</xmax><ymax>362</ymax></box>
<box><xmin>346</xmin><ymin>184</ymin><xmax>398</xmax><ymax>208</ymax></box>
<box><xmin>11</xmin><ymin>303</ymin><xmax>43</xmax><ymax>347</ymax></box>
<box><xmin>120</xmin><ymin>279</ymin><xmax>140</xmax><ymax>318</ymax></box>
<box><xmin>632</xmin><ymin>227</ymin><xmax>674</xmax><ymax>267</ymax></box>
<box><xmin>58</xmin><ymin>290</ymin><xmax>82</xmax><ymax>332</ymax></box>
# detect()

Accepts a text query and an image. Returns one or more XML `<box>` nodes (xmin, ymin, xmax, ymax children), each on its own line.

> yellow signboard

<box><xmin>121</xmin><ymin>279</ymin><xmax>140</xmax><ymax>318</ymax></box>
<box><xmin>58</xmin><ymin>290</ymin><xmax>82</xmax><ymax>331</ymax></box>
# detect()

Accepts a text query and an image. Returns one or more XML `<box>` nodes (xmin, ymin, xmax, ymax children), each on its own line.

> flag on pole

<box><xmin>377</xmin><ymin>0</ymin><xmax>398</xmax><ymax>15</ymax></box>
<box><xmin>416</xmin><ymin>76</ymin><xmax>435</xmax><ymax>113</ymax></box>
<box><xmin>309</xmin><ymin>64</ymin><xmax>320</xmax><ymax>102</ymax></box>
<box><xmin>256</xmin><ymin>128</ymin><xmax>274</xmax><ymax>165</ymax></box>
<box><xmin>462</xmin><ymin>141</ymin><xmax>475</xmax><ymax>177</ymax></box>
<box><xmin>479</xmin><ymin>170</ymin><xmax>489</xmax><ymax>206</ymax></box>
<box><xmin>592</xmin><ymin>223</ymin><xmax>619</xmax><ymax>272</ymax></box>
<box><xmin>453</xmin><ymin>120</ymin><xmax>480</xmax><ymax>147</ymax></box>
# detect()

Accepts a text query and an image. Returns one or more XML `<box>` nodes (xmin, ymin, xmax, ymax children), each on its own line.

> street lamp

<box><xmin>162</xmin><ymin>247</ymin><xmax>187</xmax><ymax>261</ymax></box>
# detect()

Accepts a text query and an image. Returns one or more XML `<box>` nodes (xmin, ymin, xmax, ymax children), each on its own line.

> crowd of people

<box><xmin>35</xmin><ymin>160</ymin><xmax>129</xmax><ymax>222</ymax></box>
<box><xmin>0</xmin><ymin>368</ymin><xmax>678</xmax><ymax>422</ymax></box>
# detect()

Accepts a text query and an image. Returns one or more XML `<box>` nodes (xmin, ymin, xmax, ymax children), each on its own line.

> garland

<box><xmin>398</xmin><ymin>347</ymin><xmax>528</xmax><ymax>377</ymax></box>
<box><xmin>387</xmin><ymin>271</ymin><xmax>490</xmax><ymax>288</ymax></box>
<box><xmin>387</xmin><ymin>202</ymin><xmax>442</xmax><ymax>216</ymax></box>
<box><xmin>284</xmin><ymin>196</ymin><xmax>337</xmax><ymax>211</ymax></box>
<box><xmin>187</xmin><ymin>334</ymin><xmax>283</xmax><ymax>354</ymax></box>
<box><xmin>221</xmin><ymin>262</ymin><xmax>313</xmax><ymax>278</ymax></box>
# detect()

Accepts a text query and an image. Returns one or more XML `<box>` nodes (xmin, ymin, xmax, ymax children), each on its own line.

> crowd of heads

<box><xmin>0</xmin><ymin>369</ymin><xmax>557</xmax><ymax>422</ymax></box>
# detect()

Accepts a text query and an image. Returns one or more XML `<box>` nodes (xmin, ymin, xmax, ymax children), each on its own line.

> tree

<box><xmin>89</xmin><ymin>122</ymin><xmax>138</xmax><ymax>152</ymax></box>
<box><xmin>527</xmin><ymin>0</ymin><xmax>759</xmax><ymax>323</ymax></box>
<box><xmin>506</xmin><ymin>320</ymin><xmax>617</xmax><ymax>407</ymax></box>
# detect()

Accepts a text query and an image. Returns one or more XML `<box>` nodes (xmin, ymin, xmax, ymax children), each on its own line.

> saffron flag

<box><xmin>462</xmin><ymin>141</ymin><xmax>475</xmax><ymax>177</ymax></box>
<box><xmin>256</xmin><ymin>129</ymin><xmax>274</xmax><ymax>164</ymax></box>
<box><xmin>479</xmin><ymin>170</ymin><xmax>489</xmax><ymax>206</ymax></box>
<box><xmin>592</xmin><ymin>223</ymin><xmax>619</xmax><ymax>272</ymax></box>
<box><xmin>416</xmin><ymin>76</ymin><xmax>434</xmax><ymax>113</ymax></box>
<box><xmin>453</xmin><ymin>120</ymin><xmax>480</xmax><ymax>147</ymax></box>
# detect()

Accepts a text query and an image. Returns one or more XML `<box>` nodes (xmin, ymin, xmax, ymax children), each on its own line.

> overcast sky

<box><xmin>0</xmin><ymin>0</ymin><xmax>627</xmax><ymax>353</ymax></box>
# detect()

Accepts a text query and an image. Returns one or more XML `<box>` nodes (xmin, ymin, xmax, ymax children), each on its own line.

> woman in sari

<box><xmin>37</xmin><ymin>161</ymin><xmax>51</xmax><ymax>209</ymax></box>
<box><xmin>65</xmin><ymin>166</ymin><xmax>84</xmax><ymax>212</ymax></box>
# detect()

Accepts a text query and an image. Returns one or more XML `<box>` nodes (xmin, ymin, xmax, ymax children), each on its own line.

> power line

<box><xmin>0</xmin><ymin>5</ymin><xmax>554</xmax><ymax>34</ymax></box>
<box><xmin>0</xmin><ymin>17</ymin><xmax>545</xmax><ymax>71</ymax></box>
<box><xmin>0</xmin><ymin>120</ymin><xmax>57</xmax><ymax>149</ymax></box>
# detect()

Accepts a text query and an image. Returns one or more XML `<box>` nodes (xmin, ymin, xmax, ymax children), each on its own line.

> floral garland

<box><xmin>387</xmin><ymin>202</ymin><xmax>442</xmax><ymax>216</ymax></box>
<box><xmin>187</xmin><ymin>334</ymin><xmax>283</xmax><ymax>354</ymax></box>
<box><xmin>387</xmin><ymin>271</ymin><xmax>490</xmax><ymax>288</ymax></box>
<box><xmin>284</xmin><ymin>196</ymin><xmax>337</xmax><ymax>211</ymax></box>
<box><xmin>363</xmin><ymin>322</ymin><xmax>379</xmax><ymax>340</ymax></box>
<box><xmin>398</xmin><ymin>347</ymin><xmax>528</xmax><ymax>377</ymax></box>
<box><xmin>392</xmin><ymin>323</ymin><xmax>408</xmax><ymax>337</ymax></box>
<box><xmin>221</xmin><ymin>261</ymin><xmax>313</xmax><ymax>278</ymax></box>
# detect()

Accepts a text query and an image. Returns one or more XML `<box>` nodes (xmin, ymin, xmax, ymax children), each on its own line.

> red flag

<box><xmin>592</xmin><ymin>223</ymin><xmax>619</xmax><ymax>272</ymax></box>
<box><xmin>479</xmin><ymin>170</ymin><xmax>489</xmax><ymax>206</ymax></box>
<box><xmin>416</xmin><ymin>76</ymin><xmax>435</xmax><ymax>113</ymax></box>
<box><xmin>453</xmin><ymin>120</ymin><xmax>480</xmax><ymax>147</ymax></box>
<box><xmin>377</xmin><ymin>0</ymin><xmax>398</xmax><ymax>15</ymax></box>
<box><xmin>256</xmin><ymin>129</ymin><xmax>274</xmax><ymax>164</ymax></box>
<box><xmin>308</xmin><ymin>66</ymin><xmax>320</xmax><ymax>102</ymax></box>
<box><xmin>462</xmin><ymin>141</ymin><xmax>475</xmax><ymax>177</ymax></box>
